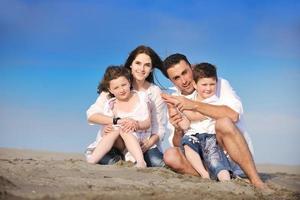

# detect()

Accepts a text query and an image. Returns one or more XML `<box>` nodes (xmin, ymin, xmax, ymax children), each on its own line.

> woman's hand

<box><xmin>140</xmin><ymin>135</ymin><xmax>159</xmax><ymax>153</ymax></box>
<box><xmin>140</xmin><ymin>139</ymin><xmax>151</xmax><ymax>153</ymax></box>
<box><xmin>102</xmin><ymin>124</ymin><xmax>114</xmax><ymax>136</ymax></box>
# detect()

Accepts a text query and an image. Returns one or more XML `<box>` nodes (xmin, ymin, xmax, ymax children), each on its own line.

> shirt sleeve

<box><xmin>218</xmin><ymin>78</ymin><xmax>243</xmax><ymax>116</ymax></box>
<box><xmin>86</xmin><ymin>91</ymin><xmax>109</xmax><ymax>125</ymax></box>
<box><xmin>148</xmin><ymin>85</ymin><xmax>168</xmax><ymax>141</ymax></box>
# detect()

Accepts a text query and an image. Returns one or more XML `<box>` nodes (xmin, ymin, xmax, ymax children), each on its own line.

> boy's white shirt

<box><xmin>168</xmin><ymin>77</ymin><xmax>254</xmax><ymax>155</ymax></box>
<box><xmin>184</xmin><ymin>93</ymin><xmax>220</xmax><ymax>136</ymax></box>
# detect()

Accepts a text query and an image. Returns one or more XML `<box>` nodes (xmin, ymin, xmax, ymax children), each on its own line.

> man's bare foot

<box><xmin>253</xmin><ymin>180</ymin><xmax>274</xmax><ymax>195</ymax></box>
<box><xmin>253</xmin><ymin>180</ymin><xmax>267</xmax><ymax>189</ymax></box>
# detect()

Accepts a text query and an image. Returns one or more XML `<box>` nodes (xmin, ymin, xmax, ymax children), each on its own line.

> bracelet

<box><xmin>113</xmin><ymin>117</ymin><xmax>121</xmax><ymax>125</ymax></box>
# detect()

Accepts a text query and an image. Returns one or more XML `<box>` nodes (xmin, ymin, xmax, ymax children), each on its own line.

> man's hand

<box><xmin>161</xmin><ymin>93</ymin><xmax>195</xmax><ymax>112</ymax></box>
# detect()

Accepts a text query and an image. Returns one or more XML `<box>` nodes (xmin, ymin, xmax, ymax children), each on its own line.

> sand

<box><xmin>0</xmin><ymin>148</ymin><xmax>299</xmax><ymax>200</ymax></box>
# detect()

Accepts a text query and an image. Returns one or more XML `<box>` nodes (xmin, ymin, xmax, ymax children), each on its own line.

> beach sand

<box><xmin>0</xmin><ymin>148</ymin><xmax>299</xmax><ymax>200</ymax></box>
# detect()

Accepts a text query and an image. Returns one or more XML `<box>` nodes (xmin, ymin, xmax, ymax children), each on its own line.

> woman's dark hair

<box><xmin>124</xmin><ymin>45</ymin><xmax>164</xmax><ymax>84</ymax></box>
<box><xmin>97</xmin><ymin>65</ymin><xmax>132</xmax><ymax>97</ymax></box>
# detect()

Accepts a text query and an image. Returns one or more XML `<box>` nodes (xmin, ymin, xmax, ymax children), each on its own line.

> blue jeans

<box><xmin>144</xmin><ymin>147</ymin><xmax>165</xmax><ymax>167</ymax></box>
<box><xmin>95</xmin><ymin>146</ymin><xmax>165</xmax><ymax>167</ymax></box>
<box><xmin>98</xmin><ymin>147</ymin><xmax>123</xmax><ymax>165</ymax></box>
<box><xmin>181</xmin><ymin>133</ymin><xmax>231</xmax><ymax>180</ymax></box>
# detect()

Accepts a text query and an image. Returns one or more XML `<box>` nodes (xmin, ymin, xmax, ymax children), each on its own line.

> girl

<box><xmin>86</xmin><ymin>66</ymin><xmax>151</xmax><ymax>168</ymax></box>
<box><xmin>86</xmin><ymin>45</ymin><xmax>167</xmax><ymax>167</ymax></box>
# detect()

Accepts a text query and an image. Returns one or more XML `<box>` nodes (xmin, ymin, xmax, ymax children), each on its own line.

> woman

<box><xmin>86</xmin><ymin>45</ymin><xmax>167</xmax><ymax>167</ymax></box>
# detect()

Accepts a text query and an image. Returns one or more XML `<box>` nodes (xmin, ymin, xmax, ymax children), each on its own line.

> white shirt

<box><xmin>168</xmin><ymin>77</ymin><xmax>254</xmax><ymax>155</ymax></box>
<box><xmin>106</xmin><ymin>91</ymin><xmax>152</xmax><ymax>142</ymax></box>
<box><xmin>185</xmin><ymin>94</ymin><xmax>220</xmax><ymax>136</ymax></box>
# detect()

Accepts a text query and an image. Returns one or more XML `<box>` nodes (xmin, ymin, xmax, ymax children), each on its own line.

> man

<box><xmin>161</xmin><ymin>53</ymin><xmax>265</xmax><ymax>189</ymax></box>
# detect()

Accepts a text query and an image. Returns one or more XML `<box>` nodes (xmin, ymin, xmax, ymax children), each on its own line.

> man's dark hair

<box><xmin>193</xmin><ymin>62</ymin><xmax>218</xmax><ymax>83</ymax></box>
<box><xmin>163</xmin><ymin>53</ymin><xmax>191</xmax><ymax>78</ymax></box>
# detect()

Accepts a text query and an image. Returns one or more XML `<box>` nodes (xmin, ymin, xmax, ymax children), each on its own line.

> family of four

<box><xmin>85</xmin><ymin>45</ymin><xmax>265</xmax><ymax>189</ymax></box>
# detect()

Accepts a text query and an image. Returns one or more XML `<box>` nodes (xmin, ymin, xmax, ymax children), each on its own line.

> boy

<box><xmin>170</xmin><ymin>63</ymin><xmax>231</xmax><ymax>181</ymax></box>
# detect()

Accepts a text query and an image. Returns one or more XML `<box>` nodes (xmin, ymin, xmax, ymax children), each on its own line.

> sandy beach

<box><xmin>0</xmin><ymin>147</ymin><xmax>299</xmax><ymax>200</ymax></box>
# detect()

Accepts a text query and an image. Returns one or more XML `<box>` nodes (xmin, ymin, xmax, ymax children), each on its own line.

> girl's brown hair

<box><xmin>97</xmin><ymin>65</ymin><xmax>132</xmax><ymax>97</ymax></box>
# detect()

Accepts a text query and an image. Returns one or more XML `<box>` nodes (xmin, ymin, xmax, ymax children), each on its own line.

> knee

<box><xmin>215</xmin><ymin>117</ymin><xmax>236</xmax><ymax>137</ymax></box>
<box><xmin>163</xmin><ymin>148</ymin><xmax>183</xmax><ymax>171</ymax></box>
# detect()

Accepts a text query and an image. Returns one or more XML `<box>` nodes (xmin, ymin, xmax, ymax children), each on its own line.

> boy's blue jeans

<box><xmin>181</xmin><ymin>133</ymin><xmax>231</xmax><ymax>180</ymax></box>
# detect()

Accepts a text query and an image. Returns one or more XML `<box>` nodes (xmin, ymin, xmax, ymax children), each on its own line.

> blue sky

<box><xmin>0</xmin><ymin>0</ymin><xmax>299</xmax><ymax>165</ymax></box>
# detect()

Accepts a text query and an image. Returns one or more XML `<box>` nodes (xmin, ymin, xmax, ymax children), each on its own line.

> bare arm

<box><xmin>164</xmin><ymin>102</ymin><xmax>185</xmax><ymax>147</ymax></box>
<box><xmin>162</xmin><ymin>94</ymin><xmax>238</xmax><ymax>122</ymax></box>
<box><xmin>182</xmin><ymin>110</ymin><xmax>207</xmax><ymax>121</ymax></box>
<box><xmin>166</xmin><ymin>103</ymin><xmax>189</xmax><ymax>130</ymax></box>
<box><xmin>172</xmin><ymin>128</ymin><xmax>184</xmax><ymax>147</ymax></box>
<box><xmin>88</xmin><ymin>113</ymin><xmax>114</xmax><ymax>125</ymax></box>
<box><xmin>140</xmin><ymin>134</ymin><xmax>159</xmax><ymax>153</ymax></box>
<box><xmin>87</xmin><ymin>91</ymin><xmax>113</xmax><ymax>125</ymax></box>
<box><xmin>192</xmin><ymin>102</ymin><xmax>239</xmax><ymax>122</ymax></box>
<box><xmin>187</xmin><ymin>102</ymin><xmax>238</xmax><ymax>122</ymax></box>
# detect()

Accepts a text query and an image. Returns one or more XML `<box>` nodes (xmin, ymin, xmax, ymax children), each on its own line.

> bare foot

<box><xmin>135</xmin><ymin>161</ymin><xmax>147</xmax><ymax>168</ymax></box>
<box><xmin>253</xmin><ymin>180</ymin><xmax>267</xmax><ymax>189</ymax></box>
<box><xmin>200</xmin><ymin>171</ymin><xmax>210</xmax><ymax>179</ymax></box>
<box><xmin>217</xmin><ymin>170</ymin><xmax>231</xmax><ymax>181</ymax></box>
<box><xmin>253</xmin><ymin>181</ymin><xmax>274</xmax><ymax>195</ymax></box>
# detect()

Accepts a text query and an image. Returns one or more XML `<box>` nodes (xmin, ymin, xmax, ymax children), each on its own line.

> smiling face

<box><xmin>194</xmin><ymin>77</ymin><xmax>217</xmax><ymax>100</ymax></box>
<box><xmin>166</xmin><ymin>60</ymin><xmax>194</xmax><ymax>95</ymax></box>
<box><xmin>108</xmin><ymin>76</ymin><xmax>131</xmax><ymax>101</ymax></box>
<box><xmin>130</xmin><ymin>53</ymin><xmax>152</xmax><ymax>82</ymax></box>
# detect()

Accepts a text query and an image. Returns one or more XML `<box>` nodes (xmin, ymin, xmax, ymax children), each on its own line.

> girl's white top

<box><xmin>105</xmin><ymin>91</ymin><xmax>152</xmax><ymax>142</ymax></box>
<box><xmin>86</xmin><ymin>84</ymin><xmax>167</xmax><ymax>152</ymax></box>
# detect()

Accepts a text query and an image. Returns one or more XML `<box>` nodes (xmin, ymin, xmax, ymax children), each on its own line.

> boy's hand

<box><xmin>166</xmin><ymin>103</ymin><xmax>183</xmax><ymax>129</ymax></box>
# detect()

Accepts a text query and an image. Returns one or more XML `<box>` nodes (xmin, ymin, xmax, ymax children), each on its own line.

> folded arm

<box><xmin>162</xmin><ymin>93</ymin><xmax>238</xmax><ymax>122</ymax></box>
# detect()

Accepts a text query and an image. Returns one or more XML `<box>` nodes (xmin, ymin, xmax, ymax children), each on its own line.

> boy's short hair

<box><xmin>193</xmin><ymin>63</ymin><xmax>218</xmax><ymax>83</ymax></box>
<box><xmin>163</xmin><ymin>53</ymin><xmax>191</xmax><ymax>78</ymax></box>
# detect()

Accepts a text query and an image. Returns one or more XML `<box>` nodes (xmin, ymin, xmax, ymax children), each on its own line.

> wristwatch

<box><xmin>113</xmin><ymin>117</ymin><xmax>121</xmax><ymax>125</ymax></box>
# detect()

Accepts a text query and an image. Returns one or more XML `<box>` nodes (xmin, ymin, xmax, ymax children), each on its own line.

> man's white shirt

<box><xmin>167</xmin><ymin>77</ymin><xmax>254</xmax><ymax>155</ymax></box>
